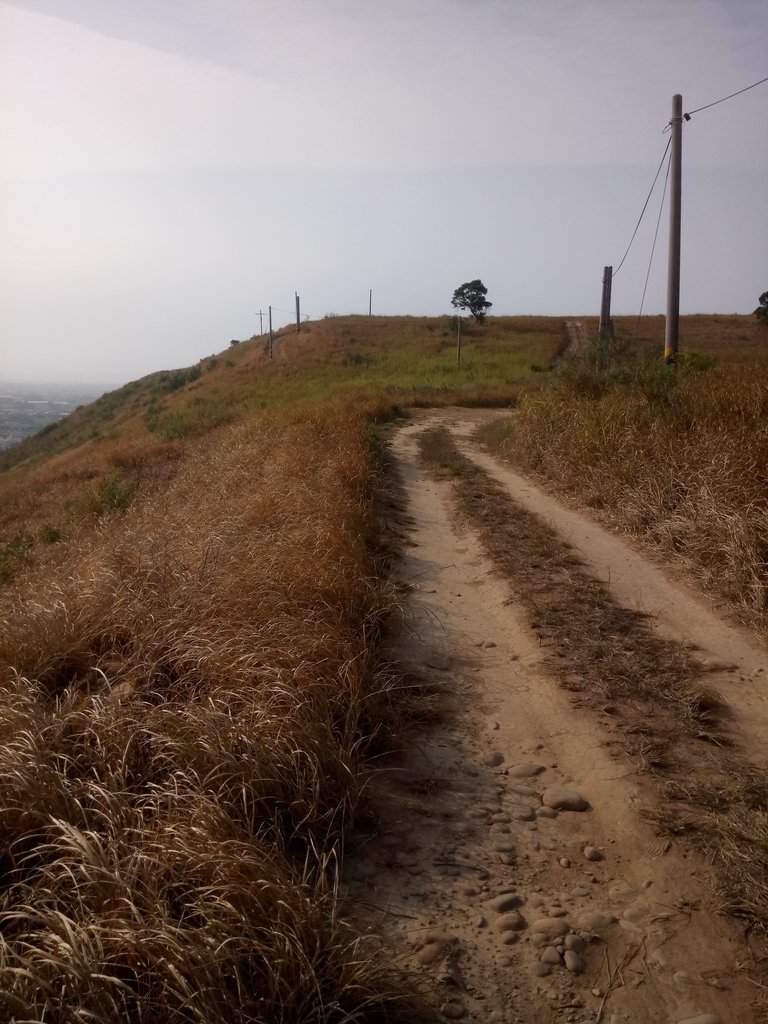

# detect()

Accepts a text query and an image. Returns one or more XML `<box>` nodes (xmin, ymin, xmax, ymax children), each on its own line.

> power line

<box><xmin>637</xmin><ymin>148</ymin><xmax>672</xmax><ymax>327</ymax></box>
<box><xmin>685</xmin><ymin>73</ymin><xmax>768</xmax><ymax>118</ymax></box>
<box><xmin>612</xmin><ymin>136</ymin><xmax>672</xmax><ymax>278</ymax></box>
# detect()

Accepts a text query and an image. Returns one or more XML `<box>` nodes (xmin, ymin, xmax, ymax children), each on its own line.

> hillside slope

<box><xmin>0</xmin><ymin>312</ymin><xmax>764</xmax><ymax>1021</ymax></box>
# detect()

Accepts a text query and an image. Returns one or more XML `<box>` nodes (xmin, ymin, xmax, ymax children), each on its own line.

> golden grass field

<box><xmin>0</xmin><ymin>312</ymin><xmax>766</xmax><ymax>1020</ymax></box>
<box><xmin>482</xmin><ymin>315</ymin><xmax>768</xmax><ymax>635</ymax></box>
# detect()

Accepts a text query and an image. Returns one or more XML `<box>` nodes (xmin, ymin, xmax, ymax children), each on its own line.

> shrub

<box><xmin>69</xmin><ymin>469</ymin><xmax>135</xmax><ymax>521</ymax></box>
<box><xmin>0</xmin><ymin>538</ymin><xmax>32</xmax><ymax>585</ymax></box>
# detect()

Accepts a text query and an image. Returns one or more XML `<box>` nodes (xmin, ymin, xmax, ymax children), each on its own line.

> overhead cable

<box><xmin>612</xmin><ymin>136</ymin><xmax>672</xmax><ymax>278</ymax></box>
<box><xmin>685</xmin><ymin>73</ymin><xmax>768</xmax><ymax>118</ymax></box>
<box><xmin>637</xmin><ymin>149</ymin><xmax>672</xmax><ymax>326</ymax></box>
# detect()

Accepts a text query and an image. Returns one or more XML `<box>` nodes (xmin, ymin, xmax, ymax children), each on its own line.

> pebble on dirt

<box><xmin>541</xmin><ymin>946</ymin><xmax>563</xmax><ymax>965</ymax></box>
<box><xmin>493</xmin><ymin>911</ymin><xmax>526</xmax><ymax>932</ymax></box>
<box><xmin>564</xmin><ymin>949</ymin><xmax>585</xmax><ymax>974</ymax></box>
<box><xmin>488</xmin><ymin>892</ymin><xmax>523</xmax><ymax>913</ymax></box>
<box><xmin>542</xmin><ymin>787</ymin><xmax>589</xmax><ymax>811</ymax></box>
<box><xmin>531</xmin><ymin>917</ymin><xmax>571</xmax><ymax>939</ymax></box>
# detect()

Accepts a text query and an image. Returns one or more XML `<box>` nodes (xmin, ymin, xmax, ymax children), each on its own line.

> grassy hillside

<box><xmin>0</xmin><ymin>315</ymin><xmax>562</xmax><ymax>1021</ymax></box>
<box><xmin>0</xmin><ymin>315</ymin><xmax>562</xmax><ymax>475</ymax></box>
<box><xmin>0</xmin><ymin>311</ymin><xmax>764</xmax><ymax>1019</ymax></box>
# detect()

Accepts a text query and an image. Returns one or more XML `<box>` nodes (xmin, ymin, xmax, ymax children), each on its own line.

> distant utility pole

<box><xmin>665</xmin><ymin>93</ymin><xmax>685</xmax><ymax>365</ymax></box>
<box><xmin>369</xmin><ymin>289</ymin><xmax>372</xmax><ymax>316</ymax></box>
<box><xmin>599</xmin><ymin>265</ymin><xmax>613</xmax><ymax>368</ymax></box>
<box><xmin>268</xmin><ymin>305</ymin><xmax>273</xmax><ymax>359</ymax></box>
<box><xmin>295</xmin><ymin>292</ymin><xmax>301</xmax><ymax>333</ymax></box>
<box><xmin>456</xmin><ymin>314</ymin><xmax>462</xmax><ymax>365</ymax></box>
<box><xmin>259</xmin><ymin>310</ymin><xmax>264</xmax><ymax>335</ymax></box>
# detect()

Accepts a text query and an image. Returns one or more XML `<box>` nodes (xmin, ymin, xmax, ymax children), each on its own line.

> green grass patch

<box><xmin>0</xmin><ymin>538</ymin><xmax>32</xmax><ymax>585</ymax></box>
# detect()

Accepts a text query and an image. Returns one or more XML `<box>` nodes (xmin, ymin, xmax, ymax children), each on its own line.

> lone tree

<box><xmin>755</xmin><ymin>290</ymin><xmax>768</xmax><ymax>324</ymax></box>
<box><xmin>451</xmin><ymin>279</ymin><xmax>492</xmax><ymax>324</ymax></box>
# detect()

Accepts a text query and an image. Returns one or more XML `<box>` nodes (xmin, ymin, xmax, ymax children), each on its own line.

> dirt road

<box><xmin>346</xmin><ymin>409</ymin><xmax>768</xmax><ymax>1024</ymax></box>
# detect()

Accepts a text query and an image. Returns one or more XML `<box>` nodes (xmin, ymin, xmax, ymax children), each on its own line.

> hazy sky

<box><xmin>1</xmin><ymin>0</ymin><xmax>766</xmax><ymax>385</ymax></box>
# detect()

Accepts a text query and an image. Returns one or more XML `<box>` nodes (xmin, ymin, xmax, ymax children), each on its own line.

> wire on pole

<box><xmin>612</xmin><ymin>137</ymin><xmax>672</xmax><ymax>278</ymax></box>
<box><xmin>685</xmin><ymin>73</ymin><xmax>768</xmax><ymax>118</ymax></box>
<box><xmin>636</xmin><ymin>148</ymin><xmax>672</xmax><ymax>328</ymax></box>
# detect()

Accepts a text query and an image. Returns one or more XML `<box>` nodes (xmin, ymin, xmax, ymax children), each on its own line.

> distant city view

<box><xmin>0</xmin><ymin>382</ymin><xmax>109</xmax><ymax>451</ymax></box>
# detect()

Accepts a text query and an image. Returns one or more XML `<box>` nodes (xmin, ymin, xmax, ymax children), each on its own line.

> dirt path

<box><xmin>346</xmin><ymin>409</ymin><xmax>767</xmax><ymax>1024</ymax></box>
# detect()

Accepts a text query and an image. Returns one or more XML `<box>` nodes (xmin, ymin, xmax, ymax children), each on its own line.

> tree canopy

<box><xmin>451</xmin><ymin>280</ymin><xmax>492</xmax><ymax>324</ymax></box>
<box><xmin>755</xmin><ymin>291</ymin><xmax>768</xmax><ymax>324</ymax></box>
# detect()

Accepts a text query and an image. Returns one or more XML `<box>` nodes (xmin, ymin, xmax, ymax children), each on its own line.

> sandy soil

<box><xmin>346</xmin><ymin>409</ymin><xmax>768</xmax><ymax>1024</ymax></box>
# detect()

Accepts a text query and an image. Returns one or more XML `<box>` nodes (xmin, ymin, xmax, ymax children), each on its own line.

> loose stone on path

<box><xmin>542</xmin><ymin>787</ymin><xmax>589</xmax><ymax>811</ymax></box>
<box><xmin>488</xmin><ymin>893</ymin><xmax>523</xmax><ymax>913</ymax></box>
<box><xmin>531</xmin><ymin>918</ymin><xmax>571</xmax><ymax>939</ymax></box>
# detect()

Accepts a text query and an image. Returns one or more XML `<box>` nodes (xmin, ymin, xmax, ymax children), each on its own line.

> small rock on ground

<box><xmin>531</xmin><ymin>917</ymin><xmax>571</xmax><ymax>939</ymax></box>
<box><xmin>543</xmin><ymin>787</ymin><xmax>588</xmax><ymax>811</ymax></box>
<box><xmin>564</xmin><ymin>950</ymin><xmax>585</xmax><ymax>974</ymax></box>
<box><xmin>488</xmin><ymin>892</ymin><xmax>523</xmax><ymax>913</ymax></box>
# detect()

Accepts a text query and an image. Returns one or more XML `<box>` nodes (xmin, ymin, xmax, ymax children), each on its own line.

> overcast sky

<box><xmin>1</xmin><ymin>0</ymin><xmax>766</xmax><ymax>385</ymax></box>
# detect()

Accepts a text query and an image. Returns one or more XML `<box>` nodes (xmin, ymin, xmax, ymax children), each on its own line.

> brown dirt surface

<box><xmin>345</xmin><ymin>407</ymin><xmax>768</xmax><ymax>1024</ymax></box>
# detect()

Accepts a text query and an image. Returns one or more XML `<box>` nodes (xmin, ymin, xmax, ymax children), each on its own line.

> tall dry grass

<box><xmin>485</xmin><ymin>358</ymin><xmax>768</xmax><ymax>633</ymax></box>
<box><xmin>0</xmin><ymin>401</ymin><xmax>415</xmax><ymax>1022</ymax></box>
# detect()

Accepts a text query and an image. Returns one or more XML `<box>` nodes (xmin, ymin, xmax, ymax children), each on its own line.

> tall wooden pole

<box><xmin>456</xmin><ymin>315</ymin><xmax>462</xmax><ymax>365</ymax></box>
<box><xmin>599</xmin><ymin>266</ymin><xmax>613</xmax><ymax>339</ymax></box>
<box><xmin>665</xmin><ymin>94</ymin><xmax>683</xmax><ymax>365</ymax></box>
<box><xmin>599</xmin><ymin>265</ymin><xmax>613</xmax><ymax>370</ymax></box>
<box><xmin>295</xmin><ymin>292</ymin><xmax>300</xmax><ymax>333</ymax></box>
<box><xmin>369</xmin><ymin>289</ymin><xmax>372</xmax><ymax>316</ymax></box>
<box><xmin>268</xmin><ymin>305</ymin><xmax>273</xmax><ymax>359</ymax></box>
<box><xmin>259</xmin><ymin>310</ymin><xmax>263</xmax><ymax>336</ymax></box>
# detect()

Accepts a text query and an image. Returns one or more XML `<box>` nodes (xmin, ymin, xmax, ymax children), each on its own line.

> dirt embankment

<box><xmin>346</xmin><ymin>408</ymin><xmax>768</xmax><ymax>1024</ymax></box>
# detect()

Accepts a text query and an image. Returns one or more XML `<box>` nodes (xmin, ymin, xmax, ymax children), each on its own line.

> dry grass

<box><xmin>655</xmin><ymin>767</ymin><xmax>768</xmax><ymax>932</ymax></box>
<box><xmin>483</xmin><ymin>351</ymin><xmax>768</xmax><ymax>636</ymax></box>
<box><xmin>0</xmin><ymin>400</ymin><xmax>422</xmax><ymax>1022</ymax></box>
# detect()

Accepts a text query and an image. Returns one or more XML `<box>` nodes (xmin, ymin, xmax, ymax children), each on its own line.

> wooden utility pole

<box><xmin>456</xmin><ymin>315</ymin><xmax>462</xmax><ymax>365</ymax></box>
<box><xmin>665</xmin><ymin>94</ymin><xmax>683</xmax><ymax>365</ymax></box>
<box><xmin>369</xmin><ymin>289</ymin><xmax>372</xmax><ymax>316</ymax></box>
<box><xmin>599</xmin><ymin>265</ymin><xmax>613</xmax><ymax>369</ymax></box>
<box><xmin>259</xmin><ymin>310</ymin><xmax>264</xmax><ymax>335</ymax></box>
<box><xmin>295</xmin><ymin>292</ymin><xmax>301</xmax><ymax>333</ymax></box>
<box><xmin>268</xmin><ymin>305</ymin><xmax>273</xmax><ymax>359</ymax></box>
<box><xmin>599</xmin><ymin>266</ymin><xmax>613</xmax><ymax>339</ymax></box>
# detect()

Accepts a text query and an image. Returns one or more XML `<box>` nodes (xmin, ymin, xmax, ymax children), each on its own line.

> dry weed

<box><xmin>0</xmin><ymin>403</ymin><xmax>419</xmax><ymax>1021</ymax></box>
<box><xmin>494</xmin><ymin>363</ymin><xmax>768</xmax><ymax>635</ymax></box>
